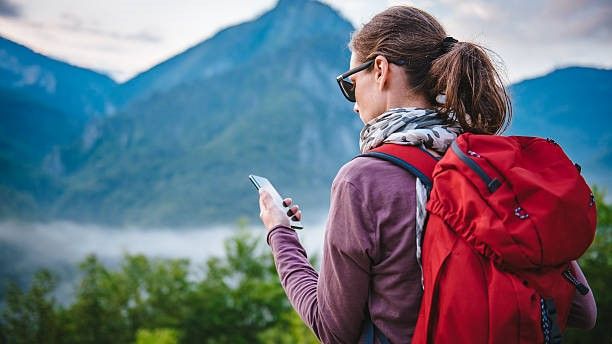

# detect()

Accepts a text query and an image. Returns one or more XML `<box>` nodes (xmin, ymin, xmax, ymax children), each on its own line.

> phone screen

<box><xmin>249</xmin><ymin>174</ymin><xmax>303</xmax><ymax>230</ymax></box>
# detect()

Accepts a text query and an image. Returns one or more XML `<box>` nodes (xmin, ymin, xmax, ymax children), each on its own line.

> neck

<box><xmin>386</xmin><ymin>91</ymin><xmax>433</xmax><ymax>110</ymax></box>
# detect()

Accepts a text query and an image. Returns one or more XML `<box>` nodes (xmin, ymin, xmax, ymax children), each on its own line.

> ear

<box><xmin>373</xmin><ymin>55</ymin><xmax>390</xmax><ymax>91</ymax></box>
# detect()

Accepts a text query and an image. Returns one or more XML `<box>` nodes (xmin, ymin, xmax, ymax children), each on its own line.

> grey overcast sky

<box><xmin>0</xmin><ymin>0</ymin><xmax>610</xmax><ymax>83</ymax></box>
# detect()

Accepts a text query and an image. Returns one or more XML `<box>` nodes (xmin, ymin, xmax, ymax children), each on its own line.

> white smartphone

<box><xmin>249</xmin><ymin>174</ymin><xmax>303</xmax><ymax>230</ymax></box>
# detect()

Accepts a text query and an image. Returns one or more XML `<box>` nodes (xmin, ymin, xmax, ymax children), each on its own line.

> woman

<box><xmin>258</xmin><ymin>6</ymin><xmax>596</xmax><ymax>343</ymax></box>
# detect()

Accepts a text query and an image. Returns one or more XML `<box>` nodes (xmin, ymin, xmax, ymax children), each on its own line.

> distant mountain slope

<box><xmin>0</xmin><ymin>0</ymin><xmax>610</xmax><ymax>227</ymax></box>
<box><xmin>57</xmin><ymin>63</ymin><xmax>611</xmax><ymax>227</ymax></box>
<box><xmin>52</xmin><ymin>0</ymin><xmax>360</xmax><ymax>226</ymax></box>
<box><xmin>0</xmin><ymin>36</ymin><xmax>117</xmax><ymax>118</ymax></box>
<box><xmin>0</xmin><ymin>36</ymin><xmax>117</xmax><ymax>220</ymax></box>
<box><xmin>115</xmin><ymin>0</ymin><xmax>352</xmax><ymax>107</ymax></box>
<box><xmin>508</xmin><ymin>66</ymin><xmax>612</xmax><ymax>191</ymax></box>
<box><xmin>0</xmin><ymin>35</ymin><xmax>119</xmax><ymax>171</ymax></box>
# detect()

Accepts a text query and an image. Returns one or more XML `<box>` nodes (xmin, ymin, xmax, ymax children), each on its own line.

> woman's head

<box><xmin>347</xmin><ymin>6</ymin><xmax>511</xmax><ymax>134</ymax></box>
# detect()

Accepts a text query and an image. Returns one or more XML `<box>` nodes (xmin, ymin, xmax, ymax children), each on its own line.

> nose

<box><xmin>353</xmin><ymin>102</ymin><xmax>359</xmax><ymax>114</ymax></box>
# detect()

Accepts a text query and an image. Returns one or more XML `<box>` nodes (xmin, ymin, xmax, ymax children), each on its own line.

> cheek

<box><xmin>361</xmin><ymin>83</ymin><xmax>380</xmax><ymax>109</ymax></box>
<box><xmin>356</xmin><ymin>77</ymin><xmax>374</xmax><ymax>105</ymax></box>
<box><xmin>361</xmin><ymin>91</ymin><xmax>386</xmax><ymax>122</ymax></box>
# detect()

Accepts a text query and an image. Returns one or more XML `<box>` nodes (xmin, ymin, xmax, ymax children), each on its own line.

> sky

<box><xmin>0</xmin><ymin>0</ymin><xmax>610</xmax><ymax>84</ymax></box>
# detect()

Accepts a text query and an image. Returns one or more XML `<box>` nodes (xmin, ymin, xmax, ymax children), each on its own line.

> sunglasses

<box><xmin>336</xmin><ymin>58</ymin><xmax>408</xmax><ymax>102</ymax></box>
<box><xmin>336</xmin><ymin>59</ymin><xmax>374</xmax><ymax>102</ymax></box>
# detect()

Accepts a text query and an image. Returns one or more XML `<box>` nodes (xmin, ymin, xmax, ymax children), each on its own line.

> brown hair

<box><xmin>349</xmin><ymin>6</ymin><xmax>511</xmax><ymax>134</ymax></box>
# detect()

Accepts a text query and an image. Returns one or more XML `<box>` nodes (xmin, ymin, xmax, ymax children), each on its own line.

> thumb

<box><xmin>259</xmin><ymin>189</ymin><xmax>271</xmax><ymax>209</ymax></box>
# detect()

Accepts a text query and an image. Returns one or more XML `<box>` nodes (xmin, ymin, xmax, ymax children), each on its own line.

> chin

<box><xmin>361</xmin><ymin>112</ymin><xmax>379</xmax><ymax>124</ymax></box>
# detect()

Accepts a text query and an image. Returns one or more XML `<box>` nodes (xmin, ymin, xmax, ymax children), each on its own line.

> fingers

<box><xmin>283</xmin><ymin>197</ymin><xmax>299</xmax><ymax>220</ymax></box>
<box><xmin>260</xmin><ymin>191</ymin><xmax>301</xmax><ymax>222</ymax></box>
<box><xmin>286</xmin><ymin>205</ymin><xmax>299</xmax><ymax>216</ymax></box>
<box><xmin>286</xmin><ymin>205</ymin><xmax>301</xmax><ymax>221</ymax></box>
<box><xmin>292</xmin><ymin>211</ymin><xmax>302</xmax><ymax>221</ymax></box>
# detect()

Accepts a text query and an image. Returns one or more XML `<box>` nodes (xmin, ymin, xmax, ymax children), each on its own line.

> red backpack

<box><xmin>362</xmin><ymin>133</ymin><xmax>597</xmax><ymax>344</ymax></box>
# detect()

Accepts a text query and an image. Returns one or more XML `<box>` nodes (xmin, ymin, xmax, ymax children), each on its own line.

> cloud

<box><xmin>0</xmin><ymin>218</ymin><xmax>327</xmax><ymax>304</ymax></box>
<box><xmin>550</xmin><ymin>0</ymin><xmax>612</xmax><ymax>40</ymax></box>
<box><xmin>4</xmin><ymin>14</ymin><xmax>162</xmax><ymax>44</ymax></box>
<box><xmin>0</xmin><ymin>219</ymin><xmax>326</xmax><ymax>267</ymax></box>
<box><xmin>58</xmin><ymin>12</ymin><xmax>162</xmax><ymax>43</ymax></box>
<box><xmin>2</xmin><ymin>0</ymin><xmax>610</xmax><ymax>84</ymax></box>
<box><xmin>324</xmin><ymin>0</ymin><xmax>612</xmax><ymax>82</ymax></box>
<box><xmin>327</xmin><ymin>0</ymin><xmax>611</xmax><ymax>44</ymax></box>
<box><xmin>0</xmin><ymin>0</ymin><xmax>20</xmax><ymax>18</ymax></box>
<box><xmin>419</xmin><ymin>0</ymin><xmax>612</xmax><ymax>43</ymax></box>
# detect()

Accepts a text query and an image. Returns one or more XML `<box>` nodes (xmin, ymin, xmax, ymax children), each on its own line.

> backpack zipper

<box><xmin>541</xmin><ymin>298</ymin><xmax>562</xmax><ymax>344</ymax></box>
<box><xmin>450</xmin><ymin>141</ymin><xmax>502</xmax><ymax>193</ymax></box>
<box><xmin>562</xmin><ymin>269</ymin><xmax>590</xmax><ymax>295</ymax></box>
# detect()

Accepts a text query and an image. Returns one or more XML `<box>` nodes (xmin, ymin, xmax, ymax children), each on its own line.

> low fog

<box><xmin>0</xmin><ymin>217</ymin><xmax>328</xmax><ymax>304</ymax></box>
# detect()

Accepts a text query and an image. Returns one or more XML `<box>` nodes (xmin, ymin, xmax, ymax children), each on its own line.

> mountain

<box><xmin>0</xmin><ymin>36</ymin><xmax>118</xmax><ymax>220</ymax></box>
<box><xmin>114</xmin><ymin>0</ymin><xmax>352</xmax><ymax>107</ymax></box>
<box><xmin>0</xmin><ymin>36</ymin><xmax>117</xmax><ymax>118</ymax></box>
<box><xmin>0</xmin><ymin>36</ymin><xmax>118</xmax><ymax>167</ymax></box>
<box><xmin>49</xmin><ymin>0</ymin><xmax>360</xmax><ymax>226</ymax></box>
<box><xmin>508</xmin><ymin>67</ymin><xmax>612</xmax><ymax>192</ymax></box>
<box><xmin>0</xmin><ymin>0</ymin><xmax>610</xmax><ymax>227</ymax></box>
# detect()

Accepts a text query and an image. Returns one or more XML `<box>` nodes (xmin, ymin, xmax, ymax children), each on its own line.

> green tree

<box><xmin>59</xmin><ymin>253</ymin><xmax>191</xmax><ymax>344</ymax></box>
<box><xmin>135</xmin><ymin>328</ymin><xmax>179</xmax><ymax>344</ymax></box>
<box><xmin>60</xmin><ymin>255</ymin><xmax>132</xmax><ymax>343</ymax></box>
<box><xmin>0</xmin><ymin>269</ymin><xmax>60</xmax><ymax>344</ymax></box>
<box><xmin>181</xmin><ymin>229</ymin><xmax>301</xmax><ymax>343</ymax></box>
<box><xmin>564</xmin><ymin>187</ymin><xmax>612</xmax><ymax>343</ymax></box>
<box><xmin>0</xmin><ymin>227</ymin><xmax>318</xmax><ymax>343</ymax></box>
<box><xmin>134</xmin><ymin>255</ymin><xmax>191</xmax><ymax>330</ymax></box>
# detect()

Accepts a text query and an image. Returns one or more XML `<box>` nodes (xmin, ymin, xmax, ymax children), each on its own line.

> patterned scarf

<box><xmin>358</xmin><ymin>107</ymin><xmax>463</xmax><ymax>288</ymax></box>
<box><xmin>359</xmin><ymin>107</ymin><xmax>462</xmax><ymax>155</ymax></box>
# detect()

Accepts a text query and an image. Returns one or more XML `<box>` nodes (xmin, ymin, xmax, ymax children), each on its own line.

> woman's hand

<box><xmin>258</xmin><ymin>189</ymin><xmax>302</xmax><ymax>231</ymax></box>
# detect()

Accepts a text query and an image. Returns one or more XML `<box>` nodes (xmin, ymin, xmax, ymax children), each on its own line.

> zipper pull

<box><xmin>562</xmin><ymin>270</ymin><xmax>589</xmax><ymax>295</ymax></box>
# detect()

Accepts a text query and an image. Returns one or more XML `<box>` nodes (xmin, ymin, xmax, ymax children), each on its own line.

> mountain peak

<box><xmin>275</xmin><ymin>0</ymin><xmax>312</xmax><ymax>9</ymax></box>
<box><xmin>116</xmin><ymin>0</ymin><xmax>353</xmax><ymax>106</ymax></box>
<box><xmin>266</xmin><ymin>0</ymin><xmax>352</xmax><ymax>35</ymax></box>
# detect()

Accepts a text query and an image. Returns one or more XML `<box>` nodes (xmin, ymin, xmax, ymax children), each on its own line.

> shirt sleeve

<box><xmin>267</xmin><ymin>177</ymin><xmax>375</xmax><ymax>344</ymax></box>
<box><xmin>566</xmin><ymin>260</ymin><xmax>597</xmax><ymax>329</ymax></box>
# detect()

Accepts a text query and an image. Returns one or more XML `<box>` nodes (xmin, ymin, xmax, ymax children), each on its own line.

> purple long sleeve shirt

<box><xmin>267</xmin><ymin>156</ymin><xmax>597</xmax><ymax>343</ymax></box>
<box><xmin>268</xmin><ymin>157</ymin><xmax>422</xmax><ymax>343</ymax></box>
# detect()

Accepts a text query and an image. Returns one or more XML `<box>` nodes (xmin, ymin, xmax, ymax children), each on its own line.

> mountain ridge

<box><xmin>0</xmin><ymin>35</ymin><xmax>116</xmax><ymax>82</ymax></box>
<box><xmin>0</xmin><ymin>35</ymin><xmax>117</xmax><ymax>118</ymax></box>
<box><xmin>114</xmin><ymin>0</ymin><xmax>353</xmax><ymax>108</ymax></box>
<box><xmin>0</xmin><ymin>0</ymin><xmax>610</xmax><ymax>226</ymax></box>
<box><xmin>34</xmin><ymin>0</ymin><xmax>359</xmax><ymax>226</ymax></box>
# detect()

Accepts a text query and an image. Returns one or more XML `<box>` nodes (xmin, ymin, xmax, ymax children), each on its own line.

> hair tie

<box><xmin>443</xmin><ymin>36</ymin><xmax>458</xmax><ymax>44</ymax></box>
<box><xmin>441</xmin><ymin>36</ymin><xmax>458</xmax><ymax>54</ymax></box>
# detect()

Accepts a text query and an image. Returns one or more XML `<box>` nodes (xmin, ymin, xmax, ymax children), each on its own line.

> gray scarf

<box><xmin>358</xmin><ymin>107</ymin><xmax>463</xmax><ymax>288</ymax></box>
<box><xmin>359</xmin><ymin>107</ymin><xmax>462</xmax><ymax>155</ymax></box>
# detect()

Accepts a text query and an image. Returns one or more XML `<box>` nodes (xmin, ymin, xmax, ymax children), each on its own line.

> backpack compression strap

<box><xmin>358</xmin><ymin>144</ymin><xmax>438</xmax><ymax>189</ymax></box>
<box><xmin>356</xmin><ymin>144</ymin><xmax>439</xmax><ymax>344</ymax></box>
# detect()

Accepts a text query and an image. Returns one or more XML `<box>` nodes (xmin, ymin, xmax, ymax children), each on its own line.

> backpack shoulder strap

<box><xmin>357</xmin><ymin>144</ymin><xmax>439</xmax><ymax>344</ymax></box>
<box><xmin>358</xmin><ymin>144</ymin><xmax>439</xmax><ymax>189</ymax></box>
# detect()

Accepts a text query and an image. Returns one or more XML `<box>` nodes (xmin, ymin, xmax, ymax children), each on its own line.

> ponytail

<box><xmin>428</xmin><ymin>42</ymin><xmax>512</xmax><ymax>134</ymax></box>
<box><xmin>351</xmin><ymin>6</ymin><xmax>511</xmax><ymax>134</ymax></box>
